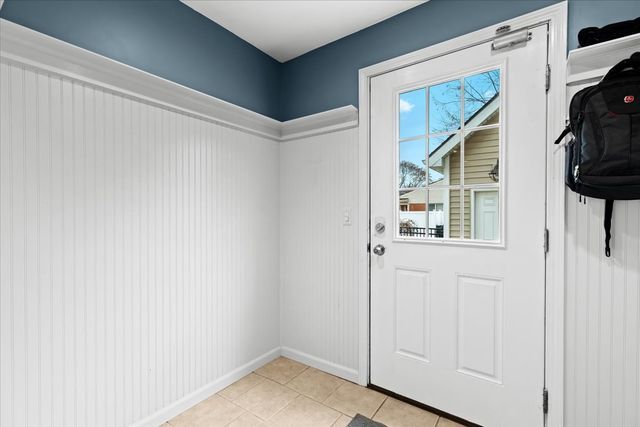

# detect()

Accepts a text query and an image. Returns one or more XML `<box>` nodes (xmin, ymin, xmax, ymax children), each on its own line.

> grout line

<box><xmin>318</xmin><ymin>399</ymin><xmax>348</xmax><ymax>418</ymax></box>
<box><xmin>284</xmin><ymin>365</ymin><xmax>310</xmax><ymax>385</ymax></box>
<box><xmin>328</xmin><ymin>411</ymin><xmax>342</xmax><ymax>427</ymax></box>
<box><xmin>253</xmin><ymin>368</ymin><xmax>287</xmax><ymax>381</ymax></box>
<box><xmin>266</xmin><ymin>392</ymin><xmax>302</xmax><ymax>421</ymax></box>
<box><xmin>222</xmin><ymin>411</ymin><xmax>248</xmax><ymax>427</ymax></box>
<box><xmin>322</xmin><ymin>380</ymin><xmax>349</xmax><ymax>405</ymax></box>
<box><xmin>251</xmin><ymin>363</ymin><xmax>309</xmax><ymax>385</ymax></box>
<box><xmin>219</xmin><ymin>372</ymin><xmax>267</xmax><ymax>402</ymax></box>
<box><xmin>216</xmin><ymin>393</ymin><xmax>236</xmax><ymax>404</ymax></box>
<box><xmin>370</xmin><ymin>396</ymin><xmax>387</xmax><ymax>420</ymax></box>
<box><xmin>223</xmin><ymin>407</ymin><xmax>245</xmax><ymax>427</ymax></box>
<box><xmin>225</xmin><ymin>371</ymin><xmax>302</xmax><ymax>422</ymax></box>
<box><xmin>173</xmin><ymin>366</ymin><xmax>398</xmax><ymax>426</ymax></box>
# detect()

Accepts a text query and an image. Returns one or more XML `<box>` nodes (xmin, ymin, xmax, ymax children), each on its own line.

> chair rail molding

<box><xmin>0</xmin><ymin>18</ymin><xmax>357</xmax><ymax>141</ymax></box>
<box><xmin>280</xmin><ymin>106</ymin><xmax>358</xmax><ymax>141</ymax></box>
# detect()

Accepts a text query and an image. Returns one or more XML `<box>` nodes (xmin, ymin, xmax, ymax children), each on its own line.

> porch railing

<box><xmin>399</xmin><ymin>226</ymin><xmax>444</xmax><ymax>238</ymax></box>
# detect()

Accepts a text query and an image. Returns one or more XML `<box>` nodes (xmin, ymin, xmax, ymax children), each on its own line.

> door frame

<box><xmin>357</xmin><ymin>3</ymin><xmax>567</xmax><ymax>426</ymax></box>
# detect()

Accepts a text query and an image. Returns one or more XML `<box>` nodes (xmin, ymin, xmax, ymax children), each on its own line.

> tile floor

<box><xmin>167</xmin><ymin>357</ymin><xmax>465</xmax><ymax>427</ymax></box>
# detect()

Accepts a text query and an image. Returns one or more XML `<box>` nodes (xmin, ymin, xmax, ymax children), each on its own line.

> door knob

<box><xmin>373</xmin><ymin>244</ymin><xmax>386</xmax><ymax>256</ymax></box>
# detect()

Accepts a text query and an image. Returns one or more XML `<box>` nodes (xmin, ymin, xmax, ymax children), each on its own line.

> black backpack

<box><xmin>554</xmin><ymin>52</ymin><xmax>640</xmax><ymax>257</ymax></box>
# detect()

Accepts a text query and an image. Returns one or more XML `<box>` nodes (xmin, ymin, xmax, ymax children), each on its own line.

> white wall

<box><xmin>564</xmin><ymin>195</ymin><xmax>640</xmax><ymax>427</ymax></box>
<box><xmin>0</xmin><ymin>59</ymin><xmax>281</xmax><ymax>427</ymax></box>
<box><xmin>279</xmin><ymin>128</ymin><xmax>360</xmax><ymax>381</ymax></box>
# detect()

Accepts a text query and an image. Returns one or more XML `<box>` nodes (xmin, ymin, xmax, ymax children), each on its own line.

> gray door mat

<box><xmin>347</xmin><ymin>414</ymin><xmax>387</xmax><ymax>427</ymax></box>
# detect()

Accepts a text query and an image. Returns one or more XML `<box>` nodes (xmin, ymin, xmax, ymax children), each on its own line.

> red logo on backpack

<box><xmin>624</xmin><ymin>95</ymin><xmax>635</xmax><ymax>103</ymax></box>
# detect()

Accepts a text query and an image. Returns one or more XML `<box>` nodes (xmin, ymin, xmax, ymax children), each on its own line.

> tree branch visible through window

<box><xmin>430</xmin><ymin>70</ymin><xmax>500</xmax><ymax>133</ymax></box>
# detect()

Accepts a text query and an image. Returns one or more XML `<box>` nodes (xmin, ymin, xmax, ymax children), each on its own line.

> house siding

<box><xmin>448</xmin><ymin>119</ymin><xmax>499</xmax><ymax>239</ymax></box>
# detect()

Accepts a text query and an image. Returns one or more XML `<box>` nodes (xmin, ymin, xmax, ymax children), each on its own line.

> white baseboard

<box><xmin>281</xmin><ymin>347</ymin><xmax>359</xmax><ymax>384</ymax></box>
<box><xmin>131</xmin><ymin>346</ymin><xmax>360</xmax><ymax>426</ymax></box>
<box><xmin>131</xmin><ymin>347</ymin><xmax>281</xmax><ymax>427</ymax></box>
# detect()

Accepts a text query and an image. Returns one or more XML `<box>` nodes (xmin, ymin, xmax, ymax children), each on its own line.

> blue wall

<box><xmin>2</xmin><ymin>0</ymin><xmax>639</xmax><ymax>121</ymax></box>
<box><xmin>568</xmin><ymin>0</ymin><xmax>640</xmax><ymax>50</ymax></box>
<box><xmin>279</xmin><ymin>0</ymin><xmax>640</xmax><ymax>121</ymax></box>
<box><xmin>0</xmin><ymin>0</ymin><xmax>282</xmax><ymax>119</ymax></box>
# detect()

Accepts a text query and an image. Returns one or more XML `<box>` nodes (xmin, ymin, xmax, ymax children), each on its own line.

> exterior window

<box><xmin>397</xmin><ymin>69</ymin><xmax>501</xmax><ymax>242</ymax></box>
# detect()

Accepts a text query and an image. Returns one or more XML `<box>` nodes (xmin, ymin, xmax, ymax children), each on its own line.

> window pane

<box><xmin>399</xmin><ymin>139</ymin><xmax>426</xmax><ymax>188</ymax></box>
<box><xmin>463</xmin><ymin>128</ymin><xmax>500</xmax><ymax>185</ymax></box>
<box><xmin>399</xmin><ymin>189</ymin><xmax>426</xmax><ymax>237</ymax></box>
<box><xmin>464</xmin><ymin>70</ymin><xmax>500</xmax><ymax>124</ymax></box>
<box><xmin>399</xmin><ymin>88</ymin><xmax>426</xmax><ymax>139</ymax></box>
<box><xmin>428</xmin><ymin>134</ymin><xmax>450</xmax><ymax>156</ymax></box>
<box><xmin>428</xmin><ymin>134</ymin><xmax>458</xmax><ymax>187</ymax></box>
<box><xmin>426</xmin><ymin>188</ymin><xmax>447</xmax><ymax>238</ymax></box>
<box><xmin>448</xmin><ymin>188</ymin><xmax>463</xmax><ymax>239</ymax></box>
<box><xmin>429</xmin><ymin>79</ymin><xmax>461</xmax><ymax>134</ymax></box>
<box><xmin>471</xmin><ymin>189</ymin><xmax>500</xmax><ymax>241</ymax></box>
<box><xmin>428</xmin><ymin>167</ymin><xmax>445</xmax><ymax>186</ymax></box>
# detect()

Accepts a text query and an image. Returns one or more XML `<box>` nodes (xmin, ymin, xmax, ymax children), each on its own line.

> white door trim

<box><xmin>357</xmin><ymin>3</ymin><xmax>567</xmax><ymax>426</ymax></box>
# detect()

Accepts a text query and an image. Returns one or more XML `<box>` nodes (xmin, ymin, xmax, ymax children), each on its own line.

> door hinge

<box><xmin>545</xmin><ymin>64</ymin><xmax>551</xmax><ymax>92</ymax></box>
<box><xmin>367</xmin><ymin>243</ymin><xmax>371</xmax><ymax>253</ymax></box>
<box><xmin>542</xmin><ymin>388</ymin><xmax>549</xmax><ymax>414</ymax></box>
<box><xmin>544</xmin><ymin>228</ymin><xmax>550</xmax><ymax>253</ymax></box>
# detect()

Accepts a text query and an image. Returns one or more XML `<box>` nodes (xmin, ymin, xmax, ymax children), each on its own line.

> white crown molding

<box><xmin>0</xmin><ymin>18</ymin><xmax>357</xmax><ymax>142</ymax></box>
<box><xmin>567</xmin><ymin>32</ymin><xmax>640</xmax><ymax>85</ymax></box>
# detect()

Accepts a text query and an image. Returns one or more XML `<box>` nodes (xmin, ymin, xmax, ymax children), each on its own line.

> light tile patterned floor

<box><xmin>167</xmin><ymin>357</ymin><xmax>465</xmax><ymax>427</ymax></box>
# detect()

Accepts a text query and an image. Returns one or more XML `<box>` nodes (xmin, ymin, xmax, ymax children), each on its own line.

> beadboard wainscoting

<box><xmin>279</xmin><ymin>127</ymin><xmax>360</xmax><ymax>382</ymax></box>
<box><xmin>0</xmin><ymin>58</ymin><xmax>281</xmax><ymax>427</ymax></box>
<box><xmin>565</xmin><ymin>197</ymin><xmax>640</xmax><ymax>427</ymax></box>
<box><xmin>563</xmin><ymin>36</ymin><xmax>640</xmax><ymax>427</ymax></box>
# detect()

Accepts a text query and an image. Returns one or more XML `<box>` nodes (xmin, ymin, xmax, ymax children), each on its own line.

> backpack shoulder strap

<box><xmin>604</xmin><ymin>199</ymin><xmax>614</xmax><ymax>257</ymax></box>
<box><xmin>554</xmin><ymin>125</ymin><xmax>572</xmax><ymax>145</ymax></box>
<box><xmin>601</xmin><ymin>51</ymin><xmax>640</xmax><ymax>82</ymax></box>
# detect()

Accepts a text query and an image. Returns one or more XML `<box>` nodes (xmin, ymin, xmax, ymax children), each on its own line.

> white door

<box><xmin>370</xmin><ymin>24</ymin><xmax>548</xmax><ymax>427</ymax></box>
<box><xmin>473</xmin><ymin>190</ymin><xmax>499</xmax><ymax>240</ymax></box>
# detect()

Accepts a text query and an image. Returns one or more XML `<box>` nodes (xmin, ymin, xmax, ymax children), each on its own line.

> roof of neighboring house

<box><xmin>428</xmin><ymin>94</ymin><xmax>500</xmax><ymax>167</ymax></box>
<box><xmin>399</xmin><ymin>188</ymin><xmax>444</xmax><ymax>204</ymax></box>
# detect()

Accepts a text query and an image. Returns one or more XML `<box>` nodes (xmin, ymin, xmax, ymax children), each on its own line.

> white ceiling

<box><xmin>181</xmin><ymin>1</ymin><xmax>426</xmax><ymax>63</ymax></box>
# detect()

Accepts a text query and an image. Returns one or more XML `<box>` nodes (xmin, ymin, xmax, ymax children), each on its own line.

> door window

<box><xmin>397</xmin><ymin>69</ymin><xmax>501</xmax><ymax>242</ymax></box>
